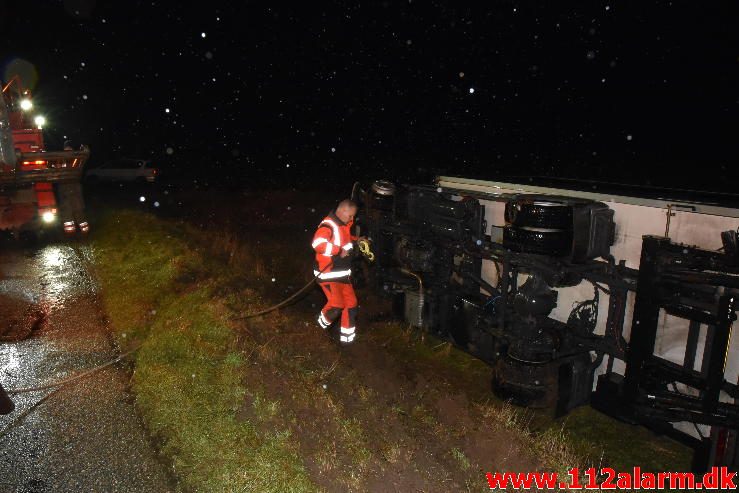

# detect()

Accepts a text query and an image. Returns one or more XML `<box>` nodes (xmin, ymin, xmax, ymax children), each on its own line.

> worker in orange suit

<box><xmin>311</xmin><ymin>199</ymin><xmax>360</xmax><ymax>344</ymax></box>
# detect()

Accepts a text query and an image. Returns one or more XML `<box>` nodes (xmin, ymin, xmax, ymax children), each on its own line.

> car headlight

<box><xmin>42</xmin><ymin>211</ymin><xmax>56</xmax><ymax>223</ymax></box>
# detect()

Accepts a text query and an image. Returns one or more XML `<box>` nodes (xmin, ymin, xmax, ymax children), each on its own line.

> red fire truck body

<box><xmin>0</xmin><ymin>77</ymin><xmax>89</xmax><ymax>235</ymax></box>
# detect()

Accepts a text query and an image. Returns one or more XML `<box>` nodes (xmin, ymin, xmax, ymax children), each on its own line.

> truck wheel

<box><xmin>505</xmin><ymin>195</ymin><xmax>590</xmax><ymax>230</ymax></box>
<box><xmin>503</xmin><ymin>226</ymin><xmax>572</xmax><ymax>257</ymax></box>
<box><xmin>492</xmin><ymin>357</ymin><xmax>559</xmax><ymax>408</ymax></box>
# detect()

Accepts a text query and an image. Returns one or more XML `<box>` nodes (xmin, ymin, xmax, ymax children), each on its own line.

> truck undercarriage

<box><xmin>353</xmin><ymin>178</ymin><xmax>739</xmax><ymax>472</ymax></box>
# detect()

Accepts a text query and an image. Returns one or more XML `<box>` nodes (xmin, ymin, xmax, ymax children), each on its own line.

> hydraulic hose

<box><xmin>1</xmin><ymin>344</ymin><xmax>142</xmax><ymax>439</ymax></box>
<box><xmin>232</xmin><ymin>262</ymin><xmax>334</xmax><ymax>320</ymax></box>
<box><xmin>6</xmin><ymin>343</ymin><xmax>142</xmax><ymax>394</ymax></box>
<box><xmin>2</xmin><ymin>252</ymin><xmax>336</xmax><ymax>425</ymax></box>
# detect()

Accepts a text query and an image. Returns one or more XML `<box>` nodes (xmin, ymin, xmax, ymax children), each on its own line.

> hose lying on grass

<box><xmin>5</xmin><ymin>262</ymin><xmax>333</xmax><ymax>395</ymax></box>
<box><xmin>1</xmin><ymin>258</ymin><xmax>333</xmax><ymax>433</ymax></box>
<box><xmin>232</xmin><ymin>262</ymin><xmax>333</xmax><ymax>320</ymax></box>
<box><xmin>5</xmin><ymin>343</ymin><xmax>142</xmax><ymax>395</ymax></box>
<box><xmin>5</xmin><ymin>266</ymin><xmax>325</xmax><ymax>396</ymax></box>
<box><xmin>0</xmin><ymin>343</ymin><xmax>141</xmax><ymax>441</ymax></box>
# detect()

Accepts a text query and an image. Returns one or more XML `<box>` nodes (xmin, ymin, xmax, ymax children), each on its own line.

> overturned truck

<box><xmin>353</xmin><ymin>176</ymin><xmax>739</xmax><ymax>472</ymax></box>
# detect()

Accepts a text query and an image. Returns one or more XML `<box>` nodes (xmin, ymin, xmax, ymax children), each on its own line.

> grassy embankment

<box><xmin>91</xmin><ymin>209</ymin><xmax>315</xmax><ymax>492</ymax></box>
<box><xmin>91</xmin><ymin>205</ymin><xmax>692</xmax><ymax>492</ymax></box>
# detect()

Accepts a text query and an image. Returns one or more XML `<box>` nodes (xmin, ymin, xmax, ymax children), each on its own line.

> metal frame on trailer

<box><xmin>593</xmin><ymin>236</ymin><xmax>739</xmax><ymax>471</ymax></box>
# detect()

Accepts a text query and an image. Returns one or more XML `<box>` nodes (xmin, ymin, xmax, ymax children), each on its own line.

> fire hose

<box><xmin>0</xmin><ymin>264</ymin><xmax>321</xmax><ymax>431</ymax></box>
<box><xmin>0</xmin><ymin>344</ymin><xmax>141</xmax><ymax>439</ymax></box>
<box><xmin>4</xmin><ymin>344</ymin><xmax>141</xmax><ymax>396</ymax></box>
<box><xmin>232</xmin><ymin>262</ymin><xmax>334</xmax><ymax>320</ymax></box>
<box><xmin>1</xmin><ymin>243</ymin><xmax>378</xmax><ymax>422</ymax></box>
<box><xmin>0</xmin><ymin>268</ymin><xmax>324</xmax><ymax>412</ymax></box>
<box><xmin>233</xmin><ymin>240</ymin><xmax>375</xmax><ymax>321</ymax></box>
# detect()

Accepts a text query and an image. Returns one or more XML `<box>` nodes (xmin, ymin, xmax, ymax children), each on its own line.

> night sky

<box><xmin>1</xmin><ymin>1</ymin><xmax>737</xmax><ymax>191</ymax></box>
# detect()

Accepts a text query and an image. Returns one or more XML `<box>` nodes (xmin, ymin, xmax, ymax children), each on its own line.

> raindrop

<box><xmin>459</xmin><ymin>72</ymin><xmax>465</xmax><ymax>78</ymax></box>
<box><xmin>139</xmin><ymin>196</ymin><xmax>146</xmax><ymax>202</ymax></box>
<box><xmin>469</xmin><ymin>87</ymin><xmax>475</xmax><ymax>94</ymax></box>
<box><xmin>166</xmin><ymin>147</ymin><xmax>174</xmax><ymax>155</ymax></box>
<box><xmin>201</xmin><ymin>32</ymin><xmax>207</xmax><ymax>38</ymax></box>
<box><xmin>626</xmin><ymin>134</ymin><xmax>633</xmax><ymax>141</ymax></box>
<box><xmin>331</xmin><ymin>147</ymin><xmax>336</xmax><ymax>152</ymax></box>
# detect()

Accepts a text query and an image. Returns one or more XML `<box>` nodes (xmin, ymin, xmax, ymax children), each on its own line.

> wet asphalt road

<box><xmin>0</xmin><ymin>243</ymin><xmax>175</xmax><ymax>493</ymax></box>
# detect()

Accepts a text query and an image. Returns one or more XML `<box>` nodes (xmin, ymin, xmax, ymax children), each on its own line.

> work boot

<box><xmin>317</xmin><ymin>312</ymin><xmax>331</xmax><ymax>330</ymax></box>
<box><xmin>339</xmin><ymin>326</ymin><xmax>356</xmax><ymax>344</ymax></box>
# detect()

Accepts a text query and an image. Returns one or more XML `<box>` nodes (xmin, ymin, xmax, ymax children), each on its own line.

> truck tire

<box><xmin>492</xmin><ymin>357</ymin><xmax>559</xmax><ymax>408</ymax></box>
<box><xmin>503</xmin><ymin>226</ymin><xmax>572</xmax><ymax>257</ymax></box>
<box><xmin>505</xmin><ymin>195</ymin><xmax>590</xmax><ymax>230</ymax></box>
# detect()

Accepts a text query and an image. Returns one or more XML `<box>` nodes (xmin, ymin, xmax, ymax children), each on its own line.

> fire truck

<box><xmin>0</xmin><ymin>77</ymin><xmax>90</xmax><ymax>237</ymax></box>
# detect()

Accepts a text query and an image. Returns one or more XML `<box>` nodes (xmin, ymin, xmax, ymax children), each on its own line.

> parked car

<box><xmin>85</xmin><ymin>158</ymin><xmax>158</xmax><ymax>183</ymax></box>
